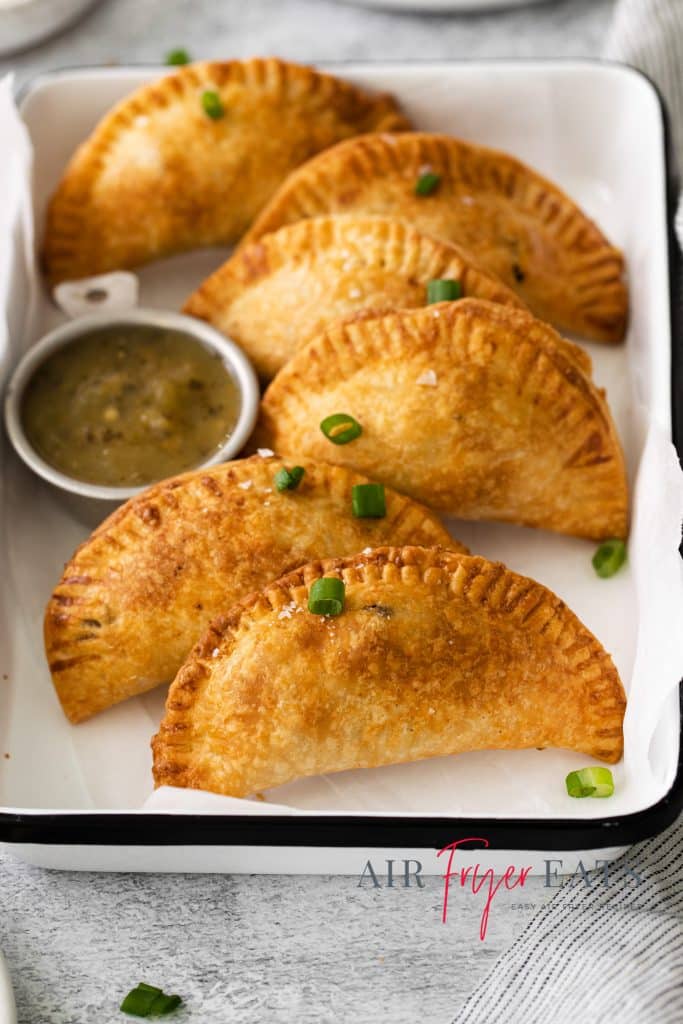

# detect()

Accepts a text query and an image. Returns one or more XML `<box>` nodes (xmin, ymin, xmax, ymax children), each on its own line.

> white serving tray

<box><xmin>1</xmin><ymin>60</ymin><xmax>681</xmax><ymax>873</ymax></box>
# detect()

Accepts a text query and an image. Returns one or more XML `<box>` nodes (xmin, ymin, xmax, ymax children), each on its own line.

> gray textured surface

<box><xmin>0</xmin><ymin>848</ymin><xmax>557</xmax><ymax>1024</ymax></box>
<box><xmin>0</xmin><ymin>1</ymin><xmax>615</xmax><ymax>1022</ymax></box>
<box><xmin>0</xmin><ymin>0</ymin><xmax>614</xmax><ymax>85</ymax></box>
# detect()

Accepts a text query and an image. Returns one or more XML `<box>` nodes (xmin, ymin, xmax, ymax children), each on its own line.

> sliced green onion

<box><xmin>120</xmin><ymin>984</ymin><xmax>182</xmax><ymax>1017</ymax></box>
<box><xmin>352</xmin><ymin>482</ymin><xmax>386</xmax><ymax>518</ymax></box>
<box><xmin>308</xmin><ymin>577</ymin><xmax>345</xmax><ymax>616</ymax></box>
<box><xmin>274</xmin><ymin>465</ymin><xmax>305</xmax><ymax>492</ymax></box>
<box><xmin>427</xmin><ymin>278</ymin><xmax>462</xmax><ymax>304</ymax></box>
<box><xmin>566</xmin><ymin>766</ymin><xmax>615</xmax><ymax>799</ymax></box>
<box><xmin>415</xmin><ymin>171</ymin><xmax>441</xmax><ymax>196</ymax></box>
<box><xmin>149</xmin><ymin>994</ymin><xmax>182</xmax><ymax>1016</ymax></box>
<box><xmin>120</xmin><ymin>986</ymin><xmax>159</xmax><ymax>1016</ymax></box>
<box><xmin>320</xmin><ymin>413</ymin><xmax>362</xmax><ymax>445</ymax></box>
<box><xmin>201</xmin><ymin>90</ymin><xmax>224</xmax><ymax>119</ymax></box>
<box><xmin>165</xmin><ymin>49</ymin><xmax>190</xmax><ymax>66</ymax></box>
<box><xmin>592</xmin><ymin>539</ymin><xmax>627</xmax><ymax>579</ymax></box>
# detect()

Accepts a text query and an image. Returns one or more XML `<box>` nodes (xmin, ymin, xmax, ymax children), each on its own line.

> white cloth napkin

<box><xmin>452</xmin><ymin>4</ymin><xmax>683</xmax><ymax>1022</ymax></box>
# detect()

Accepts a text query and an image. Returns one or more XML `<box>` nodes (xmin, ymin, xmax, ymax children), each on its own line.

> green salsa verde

<box><xmin>21</xmin><ymin>324</ymin><xmax>242</xmax><ymax>487</ymax></box>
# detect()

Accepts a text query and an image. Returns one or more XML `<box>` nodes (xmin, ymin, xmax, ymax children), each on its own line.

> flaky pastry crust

<box><xmin>254</xmin><ymin>299</ymin><xmax>628</xmax><ymax>539</ymax></box>
<box><xmin>183</xmin><ymin>214</ymin><xmax>525</xmax><ymax>379</ymax></box>
<box><xmin>243</xmin><ymin>132</ymin><xmax>628</xmax><ymax>344</ymax></box>
<box><xmin>43</xmin><ymin>60</ymin><xmax>408</xmax><ymax>284</ymax></box>
<box><xmin>152</xmin><ymin>546</ymin><xmax>626</xmax><ymax>797</ymax></box>
<box><xmin>45</xmin><ymin>457</ymin><xmax>457</xmax><ymax>723</ymax></box>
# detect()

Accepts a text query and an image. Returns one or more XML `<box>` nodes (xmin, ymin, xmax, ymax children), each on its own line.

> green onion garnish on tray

<box><xmin>274</xmin><ymin>465</ymin><xmax>305</xmax><ymax>492</ymax></box>
<box><xmin>352</xmin><ymin>482</ymin><xmax>386</xmax><ymax>519</ymax></box>
<box><xmin>201</xmin><ymin>90</ymin><xmax>224</xmax><ymax>119</ymax></box>
<box><xmin>320</xmin><ymin>413</ymin><xmax>362</xmax><ymax>445</ymax></box>
<box><xmin>415</xmin><ymin>171</ymin><xmax>441</xmax><ymax>196</ymax></box>
<box><xmin>165</xmin><ymin>49</ymin><xmax>191</xmax><ymax>66</ymax></box>
<box><xmin>427</xmin><ymin>278</ymin><xmax>462</xmax><ymax>304</ymax></box>
<box><xmin>120</xmin><ymin>983</ymin><xmax>182</xmax><ymax>1017</ymax></box>
<box><xmin>565</xmin><ymin>766</ymin><xmax>615</xmax><ymax>799</ymax></box>
<box><xmin>308</xmin><ymin>577</ymin><xmax>345</xmax><ymax>616</ymax></box>
<box><xmin>592</xmin><ymin>539</ymin><xmax>627</xmax><ymax>579</ymax></box>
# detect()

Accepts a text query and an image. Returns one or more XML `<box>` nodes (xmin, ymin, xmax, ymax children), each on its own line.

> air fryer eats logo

<box><xmin>357</xmin><ymin>838</ymin><xmax>643</xmax><ymax>941</ymax></box>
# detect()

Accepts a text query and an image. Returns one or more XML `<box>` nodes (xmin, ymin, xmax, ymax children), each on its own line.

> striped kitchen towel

<box><xmin>453</xmin><ymin>3</ymin><xmax>683</xmax><ymax>1022</ymax></box>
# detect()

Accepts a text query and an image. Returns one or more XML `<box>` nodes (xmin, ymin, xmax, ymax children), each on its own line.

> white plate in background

<box><xmin>0</xmin><ymin>952</ymin><xmax>16</xmax><ymax>1024</ymax></box>
<box><xmin>337</xmin><ymin>0</ymin><xmax>550</xmax><ymax>12</ymax></box>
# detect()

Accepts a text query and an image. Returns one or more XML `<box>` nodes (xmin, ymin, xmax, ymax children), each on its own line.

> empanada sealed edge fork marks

<box><xmin>43</xmin><ymin>59</ymin><xmax>409</xmax><ymax>285</ymax></box>
<box><xmin>152</xmin><ymin>546</ymin><xmax>626</xmax><ymax>798</ymax></box>
<box><xmin>254</xmin><ymin>298</ymin><xmax>629</xmax><ymax>540</ymax></box>
<box><xmin>242</xmin><ymin>131</ymin><xmax>628</xmax><ymax>344</ymax></box>
<box><xmin>45</xmin><ymin>456</ymin><xmax>460</xmax><ymax>723</ymax></box>
<box><xmin>183</xmin><ymin>214</ymin><xmax>526</xmax><ymax>380</ymax></box>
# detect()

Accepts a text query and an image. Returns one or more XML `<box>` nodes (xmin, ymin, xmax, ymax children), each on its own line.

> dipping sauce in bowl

<box><xmin>4</xmin><ymin>308</ymin><xmax>260</xmax><ymax>506</ymax></box>
<box><xmin>21</xmin><ymin>323</ymin><xmax>241</xmax><ymax>487</ymax></box>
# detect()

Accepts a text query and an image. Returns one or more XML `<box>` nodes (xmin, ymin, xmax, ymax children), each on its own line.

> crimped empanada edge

<box><xmin>183</xmin><ymin>213</ymin><xmax>526</xmax><ymax>325</ymax></box>
<box><xmin>45</xmin><ymin>456</ymin><xmax>458</xmax><ymax>723</ymax></box>
<box><xmin>43</xmin><ymin>59</ymin><xmax>409</xmax><ymax>284</ymax></box>
<box><xmin>152</xmin><ymin>545</ymin><xmax>626</xmax><ymax>792</ymax></box>
<box><xmin>241</xmin><ymin>131</ymin><xmax>627</xmax><ymax>343</ymax></box>
<box><xmin>255</xmin><ymin>298</ymin><xmax>628</xmax><ymax>539</ymax></box>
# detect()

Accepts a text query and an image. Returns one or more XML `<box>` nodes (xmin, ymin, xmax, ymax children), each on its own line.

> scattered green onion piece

<box><xmin>427</xmin><ymin>278</ymin><xmax>462</xmax><ymax>304</ymax></box>
<box><xmin>592</xmin><ymin>539</ymin><xmax>627</xmax><ymax>579</ymax></box>
<box><xmin>120</xmin><ymin>984</ymin><xmax>182</xmax><ymax>1018</ymax></box>
<box><xmin>274</xmin><ymin>465</ymin><xmax>305</xmax><ymax>492</ymax></box>
<box><xmin>165</xmin><ymin>49</ymin><xmax>190</xmax><ymax>66</ymax></box>
<box><xmin>352</xmin><ymin>482</ymin><xmax>386</xmax><ymax>518</ymax></box>
<box><xmin>566</xmin><ymin>766</ymin><xmax>615</xmax><ymax>799</ymax></box>
<box><xmin>308</xmin><ymin>577</ymin><xmax>345</xmax><ymax>616</ymax></box>
<box><xmin>415</xmin><ymin>171</ymin><xmax>441</xmax><ymax>196</ymax></box>
<box><xmin>120</xmin><ymin>986</ymin><xmax>159</xmax><ymax>1017</ymax></box>
<box><xmin>320</xmin><ymin>413</ymin><xmax>362</xmax><ymax>445</ymax></box>
<box><xmin>201</xmin><ymin>90</ymin><xmax>224</xmax><ymax>119</ymax></box>
<box><xmin>149</xmin><ymin>994</ymin><xmax>182</xmax><ymax>1016</ymax></box>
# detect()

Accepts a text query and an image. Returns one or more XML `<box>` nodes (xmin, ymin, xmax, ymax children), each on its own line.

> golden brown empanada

<box><xmin>254</xmin><ymin>299</ymin><xmax>628</xmax><ymax>540</ymax></box>
<box><xmin>45</xmin><ymin>457</ymin><xmax>458</xmax><ymax>723</ymax></box>
<box><xmin>43</xmin><ymin>60</ymin><xmax>408</xmax><ymax>285</ymax></box>
<box><xmin>183</xmin><ymin>215</ymin><xmax>525</xmax><ymax>379</ymax></box>
<box><xmin>152</xmin><ymin>546</ymin><xmax>626</xmax><ymax>797</ymax></box>
<box><xmin>243</xmin><ymin>132</ymin><xmax>628</xmax><ymax>344</ymax></box>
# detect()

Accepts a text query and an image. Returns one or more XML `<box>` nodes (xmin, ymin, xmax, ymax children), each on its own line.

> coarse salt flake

<box><xmin>416</xmin><ymin>369</ymin><xmax>438</xmax><ymax>387</ymax></box>
<box><xmin>238</xmin><ymin>480</ymin><xmax>253</xmax><ymax>490</ymax></box>
<box><xmin>211</xmin><ymin>647</ymin><xmax>220</xmax><ymax>657</ymax></box>
<box><xmin>257</xmin><ymin>448</ymin><xmax>274</xmax><ymax>458</ymax></box>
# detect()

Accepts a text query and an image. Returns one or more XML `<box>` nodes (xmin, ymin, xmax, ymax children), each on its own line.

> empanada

<box><xmin>45</xmin><ymin>457</ymin><xmax>457</xmax><ymax>723</ymax></box>
<box><xmin>254</xmin><ymin>299</ymin><xmax>627</xmax><ymax>540</ymax></box>
<box><xmin>183</xmin><ymin>215</ymin><xmax>524</xmax><ymax>379</ymax></box>
<box><xmin>243</xmin><ymin>132</ymin><xmax>628</xmax><ymax>344</ymax></box>
<box><xmin>43</xmin><ymin>60</ymin><xmax>408</xmax><ymax>285</ymax></box>
<box><xmin>152</xmin><ymin>546</ymin><xmax>626</xmax><ymax>797</ymax></box>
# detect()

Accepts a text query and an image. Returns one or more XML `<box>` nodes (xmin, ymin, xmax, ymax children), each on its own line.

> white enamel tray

<box><xmin>0</xmin><ymin>60</ymin><xmax>681</xmax><ymax>873</ymax></box>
